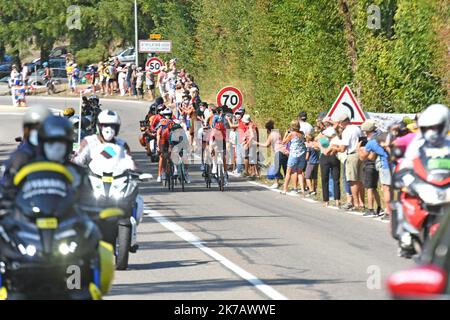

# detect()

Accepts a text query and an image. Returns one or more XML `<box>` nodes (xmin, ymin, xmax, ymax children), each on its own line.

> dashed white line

<box><xmin>144</xmin><ymin>208</ymin><xmax>288</xmax><ymax>300</ymax></box>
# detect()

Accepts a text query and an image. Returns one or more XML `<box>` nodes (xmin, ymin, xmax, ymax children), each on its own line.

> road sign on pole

<box><xmin>139</xmin><ymin>40</ymin><xmax>172</xmax><ymax>53</ymax></box>
<box><xmin>150</xmin><ymin>34</ymin><xmax>162</xmax><ymax>40</ymax></box>
<box><xmin>326</xmin><ymin>85</ymin><xmax>366</xmax><ymax>125</ymax></box>
<box><xmin>146</xmin><ymin>57</ymin><xmax>164</xmax><ymax>75</ymax></box>
<box><xmin>216</xmin><ymin>86</ymin><xmax>243</xmax><ymax>113</ymax></box>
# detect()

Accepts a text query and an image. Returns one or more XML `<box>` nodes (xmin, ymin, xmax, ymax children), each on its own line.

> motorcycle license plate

<box><xmin>36</xmin><ymin>218</ymin><xmax>58</xmax><ymax>229</ymax></box>
<box><xmin>102</xmin><ymin>176</ymin><xmax>114</xmax><ymax>183</ymax></box>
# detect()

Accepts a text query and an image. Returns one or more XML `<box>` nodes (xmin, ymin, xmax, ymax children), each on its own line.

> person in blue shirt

<box><xmin>358</xmin><ymin>120</ymin><xmax>391</xmax><ymax>220</ymax></box>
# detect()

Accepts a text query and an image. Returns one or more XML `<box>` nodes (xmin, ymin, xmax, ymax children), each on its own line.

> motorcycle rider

<box><xmin>399</xmin><ymin>104</ymin><xmax>450</xmax><ymax>171</ymax></box>
<box><xmin>0</xmin><ymin>105</ymin><xmax>51</xmax><ymax>197</ymax></box>
<box><xmin>72</xmin><ymin>109</ymin><xmax>136</xmax><ymax>171</ymax></box>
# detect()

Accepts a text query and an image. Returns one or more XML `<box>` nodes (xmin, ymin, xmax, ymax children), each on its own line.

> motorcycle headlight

<box><xmin>58</xmin><ymin>242</ymin><xmax>78</xmax><ymax>255</ymax></box>
<box><xmin>413</xmin><ymin>183</ymin><xmax>450</xmax><ymax>205</ymax></box>
<box><xmin>18</xmin><ymin>244</ymin><xmax>37</xmax><ymax>257</ymax></box>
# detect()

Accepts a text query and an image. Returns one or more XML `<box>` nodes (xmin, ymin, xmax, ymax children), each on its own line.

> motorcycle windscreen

<box><xmin>88</xmin><ymin>142</ymin><xmax>134</xmax><ymax>177</ymax></box>
<box><xmin>15</xmin><ymin>170</ymin><xmax>77</xmax><ymax>219</ymax></box>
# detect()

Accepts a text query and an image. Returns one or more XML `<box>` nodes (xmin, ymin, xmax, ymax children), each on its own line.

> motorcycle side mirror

<box><xmin>386</xmin><ymin>265</ymin><xmax>447</xmax><ymax>299</ymax></box>
<box><xmin>139</xmin><ymin>173</ymin><xmax>153</xmax><ymax>182</ymax></box>
<box><xmin>392</xmin><ymin>146</ymin><xmax>404</xmax><ymax>159</ymax></box>
<box><xmin>15</xmin><ymin>136</ymin><xmax>23</xmax><ymax>143</ymax></box>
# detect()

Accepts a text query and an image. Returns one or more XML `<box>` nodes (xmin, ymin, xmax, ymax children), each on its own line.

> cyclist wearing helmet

<box><xmin>72</xmin><ymin>110</ymin><xmax>136</xmax><ymax>171</ymax></box>
<box><xmin>169</xmin><ymin>121</ymin><xmax>192</xmax><ymax>183</ymax></box>
<box><xmin>63</xmin><ymin>107</ymin><xmax>76</xmax><ymax>118</ymax></box>
<box><xmin>155</xmin><ymin>108</ymin><xmax>175</xmax><ymax>182</ymax></box>
<box><xmin>400</xmin><ymin>104</ymin><xmax>450</xmax><ymax>171</ymax></box>
<box><xmin>0</xmin><ymin>105</ymin><xmax>52</xmax><ymax>195</ymax></box>
<box><xmin>209</xmin><ymin>107</ymin><xmax>229</xmax><ymax>186</ymax></box>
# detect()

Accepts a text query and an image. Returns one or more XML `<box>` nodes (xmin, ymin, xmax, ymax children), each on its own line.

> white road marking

<box><xmin>145</xmin><ymin>208</ymin><xmax>288</xmax><ymax>300</ymax></box>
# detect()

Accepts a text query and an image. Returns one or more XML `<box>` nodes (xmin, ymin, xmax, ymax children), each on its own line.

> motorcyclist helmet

<box><xmin>97</xmin><ymin>110</ymin><xmax>121</xmax><ymax>142</ymax></box>
<box><xmin>417</xmin><ymin>104</ymin><xmax>450</xmax><ymax>146</ymax></box>
<box><xmin>38</xmin><ymin>115</ymin><xmax>73</xmax><ymax>163</ymax></box>
<box><xmin>157</xmin><ymin>104</ymin><xmax>166</xmax><ymax>114</ymax></box>
<box><xmin>23</xmin><ymin>105</ymin><xmax>52</xmax><ymax>146</ymax></box>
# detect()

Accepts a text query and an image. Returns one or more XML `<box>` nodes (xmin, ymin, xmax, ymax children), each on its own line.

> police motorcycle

<box><xmin>81</xmin><ymin>143</ymin><xmax>151</xmax><ymax>270</ymax></box>
<box><xmin>81</xmin><ymin>95</ymin><xmax>102</xmax><ymax>135</ymax></box>
<box><xmin>0</xmin><ymin>117</ymin><xmax>116</xmax><ymax>300</ymax></box>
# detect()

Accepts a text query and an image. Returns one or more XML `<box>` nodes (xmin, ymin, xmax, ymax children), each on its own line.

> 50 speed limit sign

<box><xmin>216</xmin><ymin>86</ymin><xmax>243</xmax><ymax>112</ymax></box>
<box><xmin>146</xmin><ymin>57</ymin><xmax>164</xmax><ymax>75</ymax></box>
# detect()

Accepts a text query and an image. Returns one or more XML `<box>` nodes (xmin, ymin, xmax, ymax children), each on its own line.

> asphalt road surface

<box><xmin>0</xmin><ymin>96</ymin><xmax>412</xmax><ymax>300</ymax></box>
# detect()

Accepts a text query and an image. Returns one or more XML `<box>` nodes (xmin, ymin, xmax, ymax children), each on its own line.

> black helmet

<box><xmin>149</xmin><ymin>103</ymin><xmax>158</xmax><ymax>115</ymax></box>
<box><xmin>155</xmin><ymin>96</ymin><xmax>164</xmax><ymax>106</ymax></box>
<box><xmin>157</xmin><ymin>104</ymin><xmax>166</xmax><ymax>113</ymax></box>
<box><xmin>38</xmin><ymin>116</ymin><xmax>73</xmax><ymax>162</ymax></box>
<box><xmin>39</xmin><ymin>116</ymin><xmax>73</xmax><ymax>143</ymax></box>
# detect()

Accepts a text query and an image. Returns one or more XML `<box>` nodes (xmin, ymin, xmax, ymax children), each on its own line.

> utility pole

<box><xmin>134</xmin><ymin>0</ymin><xmax>139</xmax><ymax>67</ymax></box>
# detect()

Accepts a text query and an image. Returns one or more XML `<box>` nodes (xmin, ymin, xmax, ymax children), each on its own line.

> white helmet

<box><xmin>97</xmin><ymin>110</ymin><xmax>121</xmax><ymax>141</ymax></box>
<box><xmin>417</xmin><ymin>104</ymin><xmax>450</xmax><ymax>146</ymax></box>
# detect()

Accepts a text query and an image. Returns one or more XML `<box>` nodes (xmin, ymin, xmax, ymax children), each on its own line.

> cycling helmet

<box><xmin>155</xmin><ymin>96</ymin><xmax>164</xmax><ymax>106</ymax></box>
<box><xmin>162</xmin><ymin>108</ymin><xmax>173</xmax><ymax>117</ymax></box>
<box><xmin>63</xmin><ymin>107</ymin><xmax>76</xmax><ymax>118</ymax></box>
<box><xmin>97</xmin><ymin>110</ymin><xmax>121</xmax><ymax>141</ymax></box>
<box><xmin>23</xmin><ymin>105</ymin><xmax>52</xmax><ymax>127</ymax></box>
<box><xmin>38</xmin><ymin>116</ymin><xmax>73</xmax><ymax>162</ymax></box>
<box><xmin>42</xmin><ymin>62</ymin><xmax>49</xmax><ymax>68</ymax></box>
<box><xmin>417</xmin><ymin>104</ymin><xmax>450</xmax><ymax>146</ymax></box>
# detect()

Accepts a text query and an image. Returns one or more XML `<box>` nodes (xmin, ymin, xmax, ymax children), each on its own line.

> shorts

<box><xmin>363</xmin><ymin>164</ymin><xmax>379</xmax><ymax>189</ymax></box>
<box><xmin>287</xmin><ymin>155</ymin><xmax>306</xmax><ymax>172</ymax></box>
<box><xmin>345</xmin><ymin>153</ymin><xmax>364</xmax><ymax>182</ymax></box>
<box><xmin>379</xmin><ymin>168</ymin><xmax>391</xmax><ymax>185</ymax></box>
<box><xmin>305</xmin><ymin>163</ymin><xmax>319</xmax><ymax>179</ymax></box>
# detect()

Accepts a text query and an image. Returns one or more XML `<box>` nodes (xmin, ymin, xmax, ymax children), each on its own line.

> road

<box><xmin>0</xmin><ymin>96</ymin><xmax>412</xmax><ymax>300</ymax></box>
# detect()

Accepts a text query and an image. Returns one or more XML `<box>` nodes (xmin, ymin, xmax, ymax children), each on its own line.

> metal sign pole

<box><xmin>78</xmin><ymin>91</ymin><xmax>82</xmax><ymax>145</ymax></box>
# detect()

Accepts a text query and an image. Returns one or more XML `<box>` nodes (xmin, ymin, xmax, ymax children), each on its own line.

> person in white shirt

<box><xmin>21</xmin><ymin>63</ymin><xmax>29</xmax><ymax>84</ymax></box>
<box><xmin>334</xmin><ymin>114</ymin><xmax>364</xmax><ymax>210</ymax></box>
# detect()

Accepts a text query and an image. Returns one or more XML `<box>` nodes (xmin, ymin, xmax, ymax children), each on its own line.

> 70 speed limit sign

<box><xmin>146</xmin><ymin>57</ymin><xmax>164</xmax><ymax>75</ymax></box>
<box><xmin>216</xmin><ymin>86</ymin><xmax>243</xmax><ymax>112</ymax></box>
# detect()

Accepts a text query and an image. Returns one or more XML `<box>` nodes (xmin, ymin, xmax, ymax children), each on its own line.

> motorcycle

<box><xmin>139</xmin><ymin>120</ymin><xmax>159</xmax><ymax>163</ymax></box>
<box><xmin>392</xmin><ymin>145</ymin><xmax>450</xmax><ymax>259</ymax></box>
<box><xmin>81</xmin><ymin>96</ymin><xmax>102</xmax><ymax>135</ymax></box>
<box><xmin>82</xmin><ymin>143</ymin><xmax>151</xmax><ymax>270</ymax></box>
<box><xmin>0</xmin><ymin>161</ymin><xmax>116</xmax><ymax>300</ymax></box>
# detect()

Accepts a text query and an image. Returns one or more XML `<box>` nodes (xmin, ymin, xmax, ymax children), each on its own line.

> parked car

<box><xmin>49</xmin><ymin>46</ymin><xmax>68</xmax><ymax>58</ymax></box>
<box><xmin>387</xmin><ymin>211</ymin><xmax>450</xmax><ymax>299</ymax></box>
<box><xmin>28</xmin><ymin>68</ymin><xmax>69</xmax><ymax>86</ymax></box>
<box><xmin>114</xmin><ymin>47</ymin><xmax>136</xmax><ymax>64</ymax></box>
<box><xmin>0</xmin><ymin>63</ymin><xmax>12</xmax><ymax>79</ymax></box>
<box><xmin>26</xmin><ymin>57</ymin><xmax>66</xmax><ymax>74</ymax></box>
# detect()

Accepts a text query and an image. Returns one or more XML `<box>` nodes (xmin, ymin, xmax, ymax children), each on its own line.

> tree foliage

<box><xmin>0</xmin><ymin>0</ymin><xmax>448</xmax><ymax>124</ymax></box>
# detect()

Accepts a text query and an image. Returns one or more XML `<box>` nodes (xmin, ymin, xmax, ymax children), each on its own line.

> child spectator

<box><xmin>305</xmin><ymin>135</ymin><xmax>320</xmax><ymax>196</ymax></box>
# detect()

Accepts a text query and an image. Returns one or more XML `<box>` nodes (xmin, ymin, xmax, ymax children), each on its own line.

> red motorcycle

<box><xmin>392</xmin><ymin>145</ymin><xmax>450</xmax><ymax>259</ymax></box>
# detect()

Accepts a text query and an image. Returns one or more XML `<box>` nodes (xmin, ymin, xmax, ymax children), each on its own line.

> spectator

<box><xmin>146</xmin><ymin>68</ymin><xmax>156</xmax><ymax>100</ymax></box>
<box><xmin>297</xmin><ymin>111</ymin><xmax>314</xmax><ymax>194</ymax></box>
<box><xmin>318</xmin><ymin>127</ymin><xmax>341</xmax><ymax>207</ymax></box>
<box><xmin>130</xmin><ymin>64</ymin><xmax>137</xmax><ymax>96</ymax></box>
<box><xmin>281</xmin><ymin>120</ymin><xmax>306</xmax><ymax>195</ymax></box>
<box><xmin>71</xmin><ymin>63</ymin><xmax>80</xmax><ymax>93</ymax></box>
<box><xmin>117</xmin><ymin>67</ymin><xmax>126</xmax><ymax>96</ymax></box>
<box><xmin>136</xmin><ymin>67</ymin><xmax>144</xmax><ymax>99</ymax></box>
<box><xmin>305</xmin><ymin>134</ymin><xmax>320</xmax><ymax>196</ymax></box>
<box><xmin>257</xmin><ymin>120</ymin><xmax>288</xmax><ymax>189</ymax></box>
<box><xmin>358</xmin><ymin>120</ymin><xmax>382</xmax><ymax>217</ymax></box>
<box><xmin>126</xmin><ymin>63</ymin><xmax>133</xmax><ymax>96</ymax></box>
<box><xmin>21</xmin><ymin>63</ymin><xmax>29</xmax><ymax>84</ymax></box>
<box><xmin>335</xmin><ymin>114</ymin><xmax>364</xmax><ymax>210</ymax></box>
<box><xmin>360</xmin><ymin>122</ymin><xmax>392</xmax><ymax>220</ymax></box>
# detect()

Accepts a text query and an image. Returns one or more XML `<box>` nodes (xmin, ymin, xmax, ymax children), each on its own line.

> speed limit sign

<box><xmin>146</xmin><ymin>57</ymin><xmax>164</xmax><ymax>75</ymax></box>
<box><xmin>216</xmin><ymin>86</ymin><xmax>243</xmax><ymax>112</ymax></box>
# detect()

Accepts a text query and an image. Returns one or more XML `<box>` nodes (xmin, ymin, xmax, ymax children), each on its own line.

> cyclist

<box><xmin>169</xmin><ymin>121</ymin><xmax>192</xmax><ymax>184</ymax></box>
<box><xmin>209</xmin><ymin>106</ymin><xmax>229</xmax><ymax>186</ymax></box>
<box><xmin>156</xmin><ymin>108</ymin><xmax>175</xmax><ymax>182</ymax></box>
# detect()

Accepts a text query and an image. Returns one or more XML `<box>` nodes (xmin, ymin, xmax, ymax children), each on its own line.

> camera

<box><xmin>358</xmin><ymin>136</ymin><xmax>368</xmax><ymax>147</ymax></box>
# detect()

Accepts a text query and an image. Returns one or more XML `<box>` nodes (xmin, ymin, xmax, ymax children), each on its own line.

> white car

<box><xmin>114</xmin><ymin>47</ymin><xmax>136</xmax><ymax>64</ymax></box>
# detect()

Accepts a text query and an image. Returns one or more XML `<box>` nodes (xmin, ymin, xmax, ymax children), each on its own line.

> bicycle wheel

<box><xmin>218</xmin><ymin>164</ymin><xmax>225</xmax><ymax>192</ymax></box>
<box><xmin>179</xmin><ymin>162</ymin><xmax>185</xmax><ymax>192</ymax></box>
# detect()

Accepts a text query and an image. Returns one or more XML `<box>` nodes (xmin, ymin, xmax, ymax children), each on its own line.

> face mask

<box><xmin>29</xmin><ymin>129</ymin><xmax>39</xmax><ymax>146</ymax></box>
<box><xmin>44</xmin><ymin>142</ymin><xmax>67</xmax><ymax>163</ymax></box>
<box><xmin>102</xmin><ymin>126</ymin><xmax>116</xmax><ymax>142</ymax></box>
<box><xmin>424</xmin><ymin>129</ymin><xmax>440</xmax><ymax>145</ymax></box>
